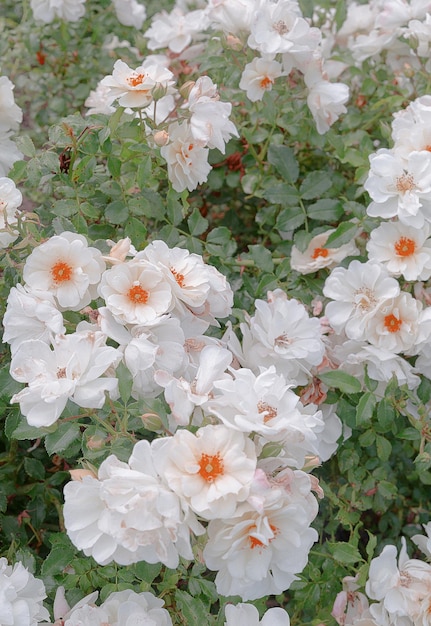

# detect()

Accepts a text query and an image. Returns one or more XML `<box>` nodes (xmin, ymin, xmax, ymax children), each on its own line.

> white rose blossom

<box><xmin>230</xmin><ymin>288</ymin><xmax>325</xmax><ymax>386</ymax></box>
<box><xmin>63</xmin><ymin>440</ymin><xmax>203</xmax><ymax>568</ymax></box>
<box><xmin>22</xmin><ymin>231</ymin><xmax>106</xmax><ymax>311</ymax></box>
<box><xmin>111</xmin><ymin>0</ymin><xmax>146</xmax><ymax>29</ymax></box>
<box><xmin>291</xmin><ymin>228</ymin><xmax>359</xmax><ymax>274</ymax></box>
<box><xmin>0</xmin><ymin>76</ymin><xmax>22</xmax><ymax>132</ymax></box>
<box><xmin>30</xmin><ymin>0</ymin><xmax>86</xmax><ymax>22</ymax></box>
<box><xmin>0</xmin><ymin>130</ymin><xmax>23</xmax><ymax>177</ymax></box>
<box><xmin>366</xmin><ymin>539</ymin><xmax>431</xmax><ymax>624</ymax></box>
<box><xmin>208</xmin><ymin>366</ymin><xmax>324</xmax><ymax>469</ymax></box>
<box><xmin>152</xmin><ymin>423</ymin><xmax>257</xmax><ymax>520</ymax></box>
<box><xmin>224</xmin><ymin>603</ymin><xmax>290</xmax><ymax>626</ymax></box>
<box><xmin>203</xmin><ymin>468</ymin><xmax>318</xmax><ymax>600</ymax></box>
<box><xmin>144</xmin><ymin>7</ymin><xmax>210</xmax><ymax>54</ymax></box>
<box><xmin>2</xmin><ymin>284</ymin><xmax>65</xmax><ymax>355</ymax></box>
<box><xmin>0</xmin><ymin>557</ymin><xmax>49</xmax><ymax>626</ymax></box>
<box><xmin>248</xmin><ymin>0</ymin><xmax>312</xmax><ymax>55</ymax></box>
<box><xmin>10</xmin><ymin>331</ymin><xmax>120</xmax><ymax>427</ymax></box>
<box><xmin>100</xmin><ymin>59</ymin><xmax>175</xmax><ymax>109</ymax></box>
<box><xmin>239</xmin><ymin>56</ymin><xmax>284</xmax><ymax>103</ymax></box>
<box><xmin>0</xmin><ymin>176</ymin><xmax>23</xmax><ymax>248</ymax></box>
<box><xmin>98</xmin><ymin>258</ymin><xmax>173</xmax><ymax>326</ymax></box>
<box><xmin>160</xmin><ymin>121</ymin><xmax>211</xmax><ymax>192</ymax></box>
<box><xmin>48</xmin><ymin>588</ymin><xmax>173</xmax><ymax>626</ymax></box>
<box><xmin>155</xmin><ymin>343</ymin><xmax>232</xmax><ymax>426</ymax></box>
<box><xmin>365</xmin><ymin>148</ymin><xmax>431</xmax><ymax>228</ymax></box>
<box><xmin>323</xmin><ymin>260</ymin><xmax>400</xmax><ymax>341</ymax></box>
<box><xmin>124</xmin><ymin>317</ymin><xmax>188</xmax><ymax>399</ymax></box>
<box><xmin>366</xmin><ymin>220</ymin><xmax>431</xmax><ymax>281</ymax></box>
<box><xmin>186</xmin><ymin>76</ymin><xmax>239</xmax><ymax>153</ymax></box>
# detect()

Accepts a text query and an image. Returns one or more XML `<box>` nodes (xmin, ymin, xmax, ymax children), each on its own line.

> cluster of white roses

<box><xmin>29</xmin><ymin>0</ymin><xmax>147</xmax><ymax>29</ymax></box>
<box><xmin>3</xmin><ymin>232</ymin><xmax>343</xmax><ymax>602</ymax></box>
<box><xmin>0</xmin><ymin>75</ymin><xmax>23</xmax><ymax>177</ymax></box>
<box><xmin>0</xmin><ymin>555</ymin><xmax>290</xmax><ymax>626</ymax></box>
<box><xmin>86</xmin><ymin>59</ymin><xmax>238</xmax><ymax>193</ymax></box>
<box><xmin>317</xmin><ymin>95</ymin><xmax>431</xmax><ymax>394</ymax></box>
<box><xmin>332</xmin><ymin>522</ymin><xmax>431</xmax><ymax>626</ymax></box>
<box><xmin>142</xmin><ymin>0</ymin><xmax>350</xmax><ymax>134</ymax></box>
<box><xmin>334</xmin><ymin>0</ymin><xmax>431</xmax><ymax>82</ymax></box>
<box><xmin>83</xmin><ymin>0</ymin><xmax>351</xmax><ymax>192</ymax></box>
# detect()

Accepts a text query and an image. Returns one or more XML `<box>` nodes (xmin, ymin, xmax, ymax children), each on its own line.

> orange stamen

<box><xmin>384</xmin><ymin>314</ymin><xmax>402</xmax><ymax>333</ymax></box>
<box><xmin>257</xmin><ymin>400</ymin><xmax>278</xmax><ymax>423</ymax></box>
<box><xmin>198</xmin><ymin>453</ymin><xmax>224</xmax><ymax>482</ymax></box>
<box><xmin>394</xmin><ymin>237</ymin><xmax>416</xmax><ymax>257</ymax></box>
<box><xmin>171</xmin><ymin>268</ymin><xmax>185</xmax><ymax>287</ymax></box>
<box><xmin>248</xmin><ymin>523</ymin><xmax>278</xmax><ymax>549</ymax></box>
<box><xmin>51</xmin><ymin>261</ymin><xmax>73</xmax><ymax>283</ymax></box>
<box><xmin>260</xmin><ymin>76</ymin><xmax>273</xmax><ymax>89</ymax></box>
<box><xmin>312</xmin><ymin>247</ymin><xmax>329</xmax><ymax>259</ymax></box>
<box><xmin>127</xmin><ymin>284</ymin><xmax>149</xmax><ymax>304</ymax></box>
<box><xmin>127</xmin><ymin>73</ymin><xmax>146</xmax><ymax>87</ymax></box>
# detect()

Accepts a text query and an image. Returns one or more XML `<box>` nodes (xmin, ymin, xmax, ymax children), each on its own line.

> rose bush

<box><xmin>1</xmin><ymin>0</ymin><xmax>431</xmax><ymax>624</ymax></box>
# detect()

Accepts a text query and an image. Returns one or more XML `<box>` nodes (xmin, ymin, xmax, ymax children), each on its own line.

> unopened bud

<box><xmin>151</xmin><ymin>82</ymin><xmax>168</xmax><ymax>101</ymax></box>
<box><xmin>141</xmin><ymin>412</ymin><xmax>164</xmax><ymax>431</ymax></box>
<box><xmin>86</xmin><ymin>435</ymin><xmax>106</xmax><ymax>451</ymax></box>
<box><xmin>225</xmin><ymin>34</ymin><xmax>243</xmax><ymax>50</ymax></box>
<box><xmin>179</xmin><ymin>80</ymin><xmax>195</xmax><ymax>100</ymax></box>
<box><xmin>153</xmin><ymin>130</ymin><xmax>169</xmax><ymax>147</ymax></box>
<box><xmin>69</xmin><ymin>468</ymin><xmax>98</xmax><ymax>481</ymax></box>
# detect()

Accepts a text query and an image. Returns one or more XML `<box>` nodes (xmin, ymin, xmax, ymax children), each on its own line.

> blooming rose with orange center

<box><xmin>98</xmin><ymin>258</ymin><xmax>173</xmax><ymax>326</ymax></box>
<box><xmin>291</xmin><ymin>228</ymin><xmax>359</xmax><ymax>275</ymax></box>
<box><xmin>22</xmin><ymin>231</ymin><xmax>105</xmax><ymax>311</ymax></box>
<box><xmin>152</xmin><ymin>424</ymin><xmax>257</xmax><ymax>520</ymax></box>
<box><xmin>203</xmin><ymin>468</ymin><xmax>318</xmax><ymax>600</ymax></box>
<box><xmin>366</xmin><ymin>220</ymin><xmax>431</xmax><ymax>281</ymax></box>
<box><xmin>100</xmin><ymin>59</ymin><xmax>175</xmax><ymax>109</ymax></box>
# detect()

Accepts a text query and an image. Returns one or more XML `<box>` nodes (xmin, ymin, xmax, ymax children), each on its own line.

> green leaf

<box><xmin>276</xmin><ymin>206</ymin><xmax>304</xmax><ymax>232</ymax></box>
<box><xmin>262</xmin><ymin>184</ymin><xmax>300</xmax><ymax>206</ymax></box>
<box><xmin>248</xmin><ymin>244</ymin><xmax>274</xmax><ymax>272</ymax></box>
<box><xmin>334</xmin><ymin>0</ymin><xmax>348</xmax><ymax>30</ymax></box>
<box><xmin>51</xmin><ymin>199</ymin><xmax>78</xmax><ymax>217</ymax></box>
<box><xmin>356</xmin><ymin>392</ymin><xmax>377</xmax><ymax>426</ymax></box>
<box><xmin>175</xmin><ymin>590</ymin><xmax>212</xmax><ymax>624</ymax></box>
<box><xmin>45</xmin><ymin>422</ymin><xmax>82</xmax><ymax>456</ymax></box>
<box><xmin>10</xmin><ymin>419</ymin><xmax>51</xmax><ymax>441</ymax></box>
<box><xmin>300</xmin><ymin>171</ymin><xmax>332</xmax><ymax>200</ymax></box>
<box><xmin>415</xmin><ymin>450</ymin><xmax>431</xmax><ymax>472</ymax></box>
<box><xmin>319</xmin><ymin>370</ymin><xmax>361</xmax><ymax>394</ymax></box>
<box><xmin>41</xmin><ymin>545</ymin><xmax>76</xmax><ymax>577</ymax></box>
<box><xmin>377</xmin><ymin>399</ymin><xmax>395</xmax><ymax>431</ymax></box>
<box><xmin>206</xmin><ymin>227</ymin><xmax>237</xmax><ymax>257</ymax></box>
<box><xmin>330</xmin><ymin>542</ymin><xmax>362</xmax><ymax>564</ymax></box>
<box><xmin>105</xmin><ymin>200</ymin><xmax>129</xmax><ymax>225</ymax></box>
<box><xmin>125</xmin><ymin>217</ymin><xmax>147</xmax><ymax>249</ymax></box>
<box><xmin>307</xmin><ymin>199</ymin><xmax>344</xmax><ymax>222</ymax></box>
<box><xmin>325</xmin><ymin>222</ymin><xmax>358</xmax><ymax>248</ymax></box>
<box><xmin>134</xmin><ymin>561</ymin><xmax>162</xmax><ymax>584</ymax></box>
<box><xmin>417</xmin><ymin>377</ymin><xmax>431</xmax><ymax>404</ymax></box>
<box><xmin>267</xmin><ymin>144</ymin><xmax>299</xmax><ymax>183</ymax></box>
<box><xmin>375</xmin><ymin>435</ymin><xmax>392</xmax><ymax>462</ymax></box>
<box><xmin>293</xmin><ymin>230</ymin><xmax>314</xmax><ymax>253</ymax></box>
<box><xmin>397</xmin><ymin>427</ymin><xmax>421</xmax><ymax>441</ymax></box>
<box><xmin>366</xmin><ymin>532</ymin><xmax>377</xmax><ymax>559</ymax></box>
<box><xmin>15</xmin><ymin>135</ymin><xmax>36</xmax><ymax>158</ymax></box>
<box><xmin>188</xmin><ymin>207</ymin><xmax>209</xmax><ymax>237</ymax></box>
<box><xmin>116</xmin><ymin>361</ymin><xmax>133</xmax><ymax>404</ymax></box>
<box><xmin>24</xmin><ymin>458</ymin><xmax>46</xmax><ymax>480</ymax></box>
<box><xmin>107</xmin><ymin>155</ymin><xmax>122</xmax><ymax>178</ymax></box>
